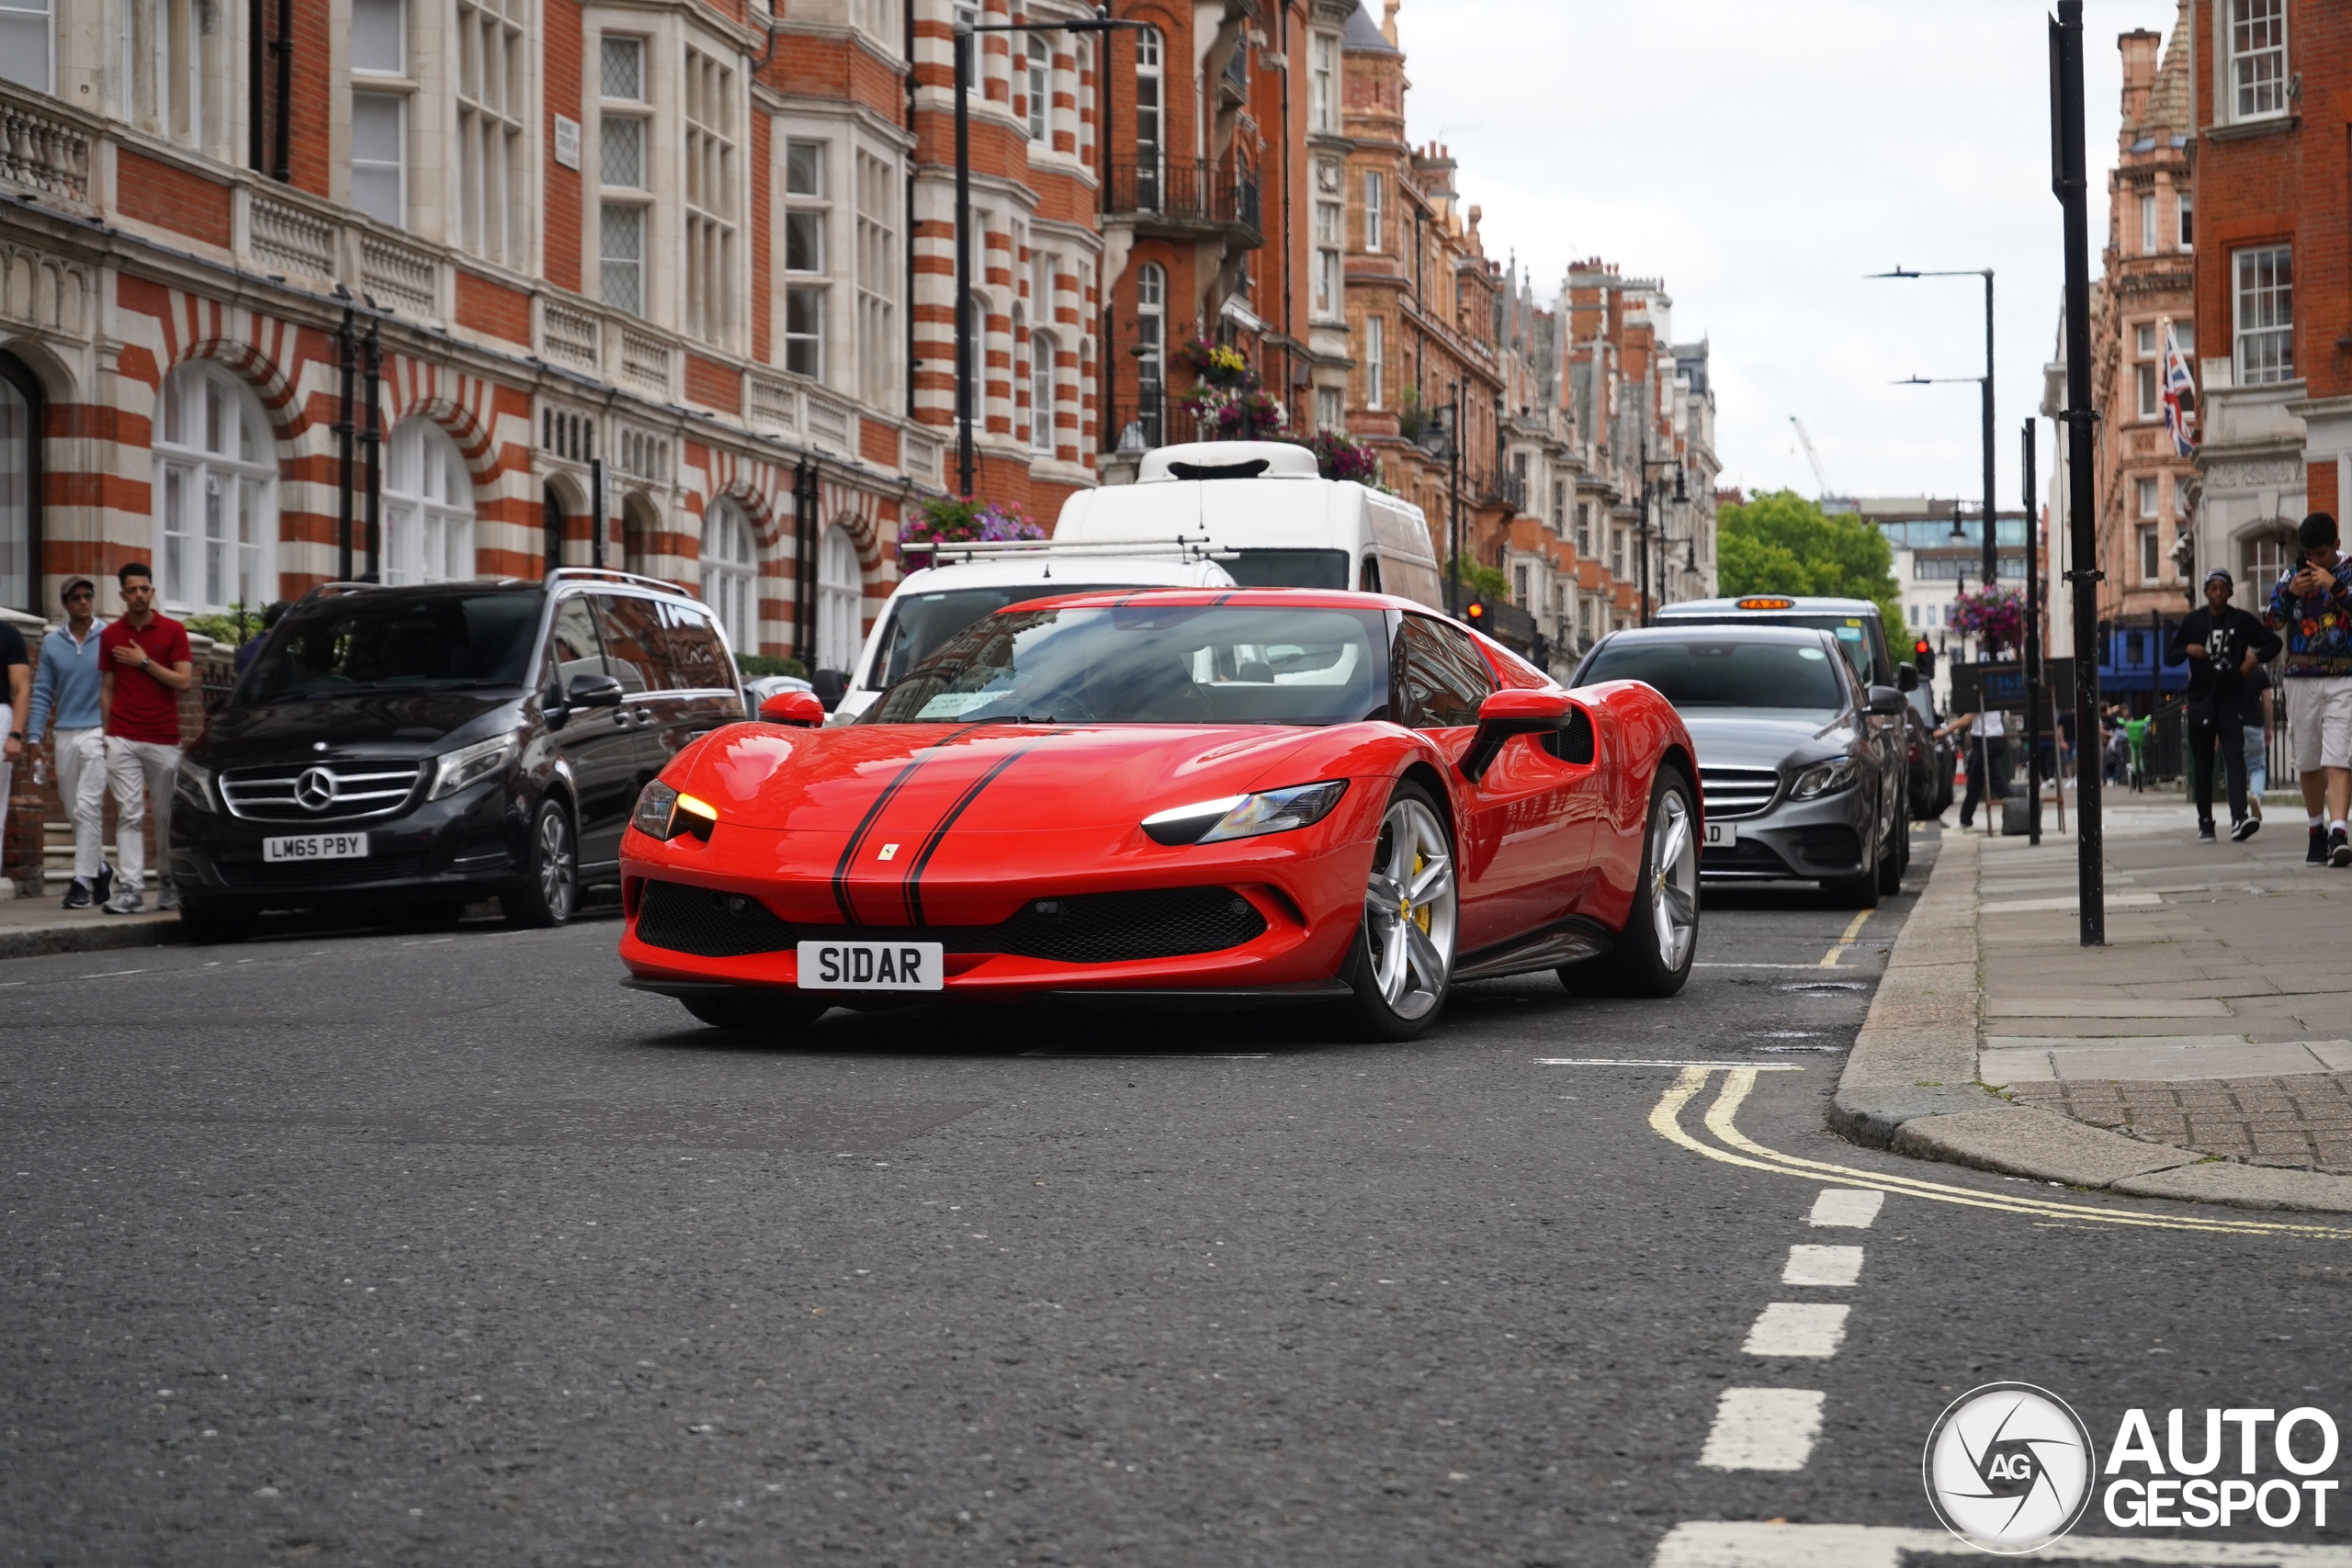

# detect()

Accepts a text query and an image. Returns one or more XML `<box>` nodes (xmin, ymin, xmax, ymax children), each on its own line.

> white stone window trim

<box><xmin>153</xmin><ymin>362</ymin><xmax>277</xmax><ymax>617</ymax></box>
<box><xmin>701</xmin><ymin>498</ymin><xmax>758</xmax><ymax>653</ymax></box>
<box><xmin>382</xmin><ymin>417</ymin><xmax>477</xmax><ymax>586</ymax></box>
<box><xmin>815</xmin><ymin>524</ymin><xmax>861</xmax><ymax>675</ymax></box>
<box><xmin>596</xmin><ymin>32</ymin><xmax>657</xmax><ymax>319</ymax></box>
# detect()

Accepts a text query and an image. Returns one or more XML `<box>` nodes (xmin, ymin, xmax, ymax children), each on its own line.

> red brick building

<box><xmin>2188</xmin><ymin>0</ymin><xmax>2352</xmax><ymax>595</ymax></box>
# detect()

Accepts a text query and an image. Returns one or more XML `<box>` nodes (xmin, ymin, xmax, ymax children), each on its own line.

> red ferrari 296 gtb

<box><xmin>619</xmin><ymin>590</ymin><xmax>1700</xmax><ymax>1040</ymax></box>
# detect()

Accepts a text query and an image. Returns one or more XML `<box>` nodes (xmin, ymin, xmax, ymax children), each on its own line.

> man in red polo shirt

<box><xmin>98</xmin><ymin>562</ymin><xmax>194</xmax><ymax>913</ymax></box>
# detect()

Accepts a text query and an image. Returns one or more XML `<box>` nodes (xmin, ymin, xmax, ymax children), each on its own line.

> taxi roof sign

<box><xmin>1735</xmin><ymin>596</ymin><xmax>1796</xmax><ymax>610</ymax></box>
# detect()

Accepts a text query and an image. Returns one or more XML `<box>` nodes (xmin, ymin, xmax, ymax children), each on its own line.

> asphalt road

<box><xmin>6</xmin><ymin>824</ymin><xmax>2349</xmax><ymax>1566</ymax></box>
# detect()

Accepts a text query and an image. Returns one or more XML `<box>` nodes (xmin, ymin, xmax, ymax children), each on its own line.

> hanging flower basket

<box><xmin>899</xmin><ymin>496</ymin><xmax>1043</xmax><ymax>547</ymax></box>
<box><xmin>1950</xmin><ymin>584</ymin><xmax>2022</xmax><ymax>650</ymax></box>
<box><xmin>1303</xmin><ymin>429</ymin><xmax>1381</xmax><ymax>486</ymax></box>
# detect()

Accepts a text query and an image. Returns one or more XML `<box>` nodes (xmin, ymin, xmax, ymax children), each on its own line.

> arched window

<box><xmin>815</xmin><ymin>524</ymin><xmax>860</xmax><ymax>672</ymax></box>
<box><xmin>1031</xmin><ymin>331</ymin><xmax>1056</xmax><ymax>455</ymax></box>
<box><xmin>1134</xmin><ymin>27</ymin><xmax>1162</xmax><ymax>208</ymax></box>
<box><xmin>382</xmin><ymin>418</ymin><xmax>474</xmax><ymax>584</ymax></box>
<box><xmin>153</xmin><ymin>362</ymin><xmax>274</xmax><ymax>614</ymax></box>
<box><xmin>622</xmin><ymin>493</ymin><xmax>661</xmax><ymax>576</ymax></box>
<box><xmin>701</xmin><ymin>499</ymin><xmax>757</xmax><ymax>651</ymax></box>
<box><xmin>0</xmin><ymin>354</ymin><xmax>40</xmax><ymax>614</ymax></box>
<box><xmin>542</xmin><ymin>482</ymin><xmax>566</xmax><ymax>576</ymax></box>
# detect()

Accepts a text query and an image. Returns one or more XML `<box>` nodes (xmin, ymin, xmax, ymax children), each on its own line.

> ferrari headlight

<box><xmin>428</xmin><ymin>734</ymin><xmax>518</xmax><ymax>800</ymax></box>
<box><xmin>1791</xmin><ymin>758</ymin><xmax>1859</xmax><ymax>800</ymax></box>
<box><xmin>631</xmin><ymin>780</ymin><xmax>718</xmax><ymax>842</ymax></box>
<box><xmin>1141</xmin><ymin>781</ymin><xmax>1348</xmax><ymax>847</ymax></box>
<box><xmin>173</xmin><ymin>760</ymin><xmax>215</xmax><ymax>814</ymax></box>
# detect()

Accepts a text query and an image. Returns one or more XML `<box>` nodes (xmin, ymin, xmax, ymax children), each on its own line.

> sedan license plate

<box><xmin>797</xmin><ymin>940</ymin><xmax>944</xmax><ymax>991</ymax></box>
<box><xmin>263</xmin><ymin>832</ymin><xmax>369</xmax><ymax>863</ymax></box>
<box><xmin>1704</xmin><ymin>821</ymin><xmax>1736</xmax><ymax>848</ymax></box>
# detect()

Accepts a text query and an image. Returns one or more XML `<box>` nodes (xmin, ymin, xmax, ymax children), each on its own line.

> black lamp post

<box><xmin>953</xmin><ymin>6</ymin><xmax>1142</xmax><ymax>499</ymax></box>
<box><xmin>1636</xmin><ymin>431</ymin><xmax>1683</xmax><ymax>626</ymax></box>
<box><xmin>1875</xmin><ymin>265</ymin><xmax>1998</xmax><ymax>603</ymax></box>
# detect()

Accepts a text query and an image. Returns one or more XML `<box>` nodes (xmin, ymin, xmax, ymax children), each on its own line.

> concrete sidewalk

<box><xmin>1833</xmin><ymin>798</ymin><xmax>2352</xmax><ymax>1212</ymax></box>
<box><xmin>0</xmin><ymin>888</ymin><xmax>179</xmax><ymax>960</ymax></box>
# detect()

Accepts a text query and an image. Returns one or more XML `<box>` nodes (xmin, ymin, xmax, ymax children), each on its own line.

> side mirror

<box><xmin>566</xmin><ymin>671</ymin><xmax>626</xmax><ymax>709</ymax></box>
<box><xmin>1896</xmin><ymin>662</ymin><xmax>1920</xmax><ymax>693</ymax></box>
<box><xmin>1462</xmin><ymin>688</ymin><xmax>1574</xmax><ymax>782</ymax></box>
<box><xmin>759</xmin><ymin>689</ymin><xmax>827</xmax><ymax>728</ymax></box>
<box><xmin>1867</xmin><ymin>684</ymin><xmax>1907</xmax><ymax>716</ymax></box>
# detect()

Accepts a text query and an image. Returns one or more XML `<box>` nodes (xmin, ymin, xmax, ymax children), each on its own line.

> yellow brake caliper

<box><xmin>1408</xmin><ymin>849</ymin><xmax>1430</xmax><ymax>935</ymax></box>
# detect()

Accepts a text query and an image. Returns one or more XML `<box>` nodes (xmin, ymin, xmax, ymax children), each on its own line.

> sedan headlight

<box><xmin>1790</xmin><ymin>758</ymin><xmax>1859</xmax><ymax>800</ymax></box>
<box><xmin>173</xmin><ymin>760</ymin><xmax>215</xmax><ymax>814</ymax></box>
<box><xmin>1141</xmin><ymin>781</ymin><xmax>1349</xmax><ymax>847</ymax></box>
<box><xmin>428</xmin><ymin>734</ymin><xmax>520</xmax><ymax>801</ymax></box>
<box><xmin>631</xmin><ymin>780</ymin><xmax>718</xmax><ymax>842</ymax></box>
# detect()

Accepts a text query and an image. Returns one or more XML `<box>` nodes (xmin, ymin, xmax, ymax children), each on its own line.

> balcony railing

<box><xmin>1107</xmin><ymin>160</ymin><xmax>1261</xmax><ymax>238</ymax></box>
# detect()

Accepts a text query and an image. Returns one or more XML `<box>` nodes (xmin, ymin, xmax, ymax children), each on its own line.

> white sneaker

<box><xmin>102</xmin><ymin>891</ymin><xmax>144</xmax><ymax>915</ymax></box>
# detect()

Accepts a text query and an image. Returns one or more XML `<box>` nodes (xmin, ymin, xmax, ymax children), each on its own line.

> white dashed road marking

<box><xmin>1695</xmin><ymin>1389</ymin><xmax>1826</xmax><ymax>1472</ymax></box>
<box><xmin>1654</xmin><ymin>1520</ymin><xmax>2352</xmax><ymax>1566</ymax></box>
<box><xmin>1806</xmin><ymin>1188</ymin><xmax>1884</xmax><ymax>1228</ymax></box>
<box><xmin>1781</xmin><ymin>1245</ymin><xmax>1863</xmax><ymax>1286</ymax></box>
<box><xmin>1740</xmin><ymin>1302</ymin><xmax>1849</xmax><ymax>1358</ymax></box>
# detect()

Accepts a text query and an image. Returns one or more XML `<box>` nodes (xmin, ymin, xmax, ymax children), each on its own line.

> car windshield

<box><xmin>1581</xmin><ymin>638</ymin><xmax>1847</xmax><ymax>716</ymax></box>
<box><xmin>1220</xmin><ymin>548</ymin><xmax>1351</xmax><ymax>590</ymax></box>
<box><xmin>865</xmin><ymin>584</ymin><xmax>1161</xmax><ymax>690</ymax></box>
<box><xmin>865</xmin><ymin>603</ymin><xmax>1389</xmax><ymax>726</ymax></box>
<box><xmin>239</xmin><ymin>590</ymin><xmax>544</xmax><ymax>702</ymax></box>
<box><xmin>1672</xmin><ymin>611</ymin><xmax>1876</xmax><ymax>682</ymax></box>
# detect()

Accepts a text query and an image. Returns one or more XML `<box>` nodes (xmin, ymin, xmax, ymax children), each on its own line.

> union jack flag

<box><xmin>2161</xmin><ymin>316</ymin><xmax>2198</xmax><ymax>457</ymax></box>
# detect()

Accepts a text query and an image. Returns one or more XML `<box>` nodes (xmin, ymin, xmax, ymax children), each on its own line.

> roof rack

<box><xmin>294</xmin><ymin>581</ymin><xmax>380</xmax><ymax>603</ymax></box>
<box><xmin>899</xmin><ymin>534</ymin><xmax>1233</xmax><ymax>566</ymax></box>
<box><xmin>544</xmin><ymin>566</ymin><xmax>690</xmax><ymax>594</ymax></box>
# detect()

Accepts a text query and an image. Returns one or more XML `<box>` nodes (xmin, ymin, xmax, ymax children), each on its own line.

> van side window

<box><xmin>1359</xmin><ymin>555</ymin><xmax>1384</xmax><ymax>593</ymax></box>
<box><xmin>547</xmin><ymin>595</ymin><xmax>608</xmax><ymax>692</ymax></box>
<box><xmin>658</xmin><ymin>600</ymin><xmax>732</xmax><ymax>692</ymax></box>
<box><xmin>1396</xmin><ymin>615</ymin><xmax>1493</xmax><ymax>728</ymax></box>
<box><xmin>594</xmin><ymin>593</ymin><xmax>673</xmax><ymax>694</ymax></box>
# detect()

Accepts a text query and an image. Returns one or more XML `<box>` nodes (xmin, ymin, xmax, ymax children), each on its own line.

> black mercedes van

<box><xmin>170</xmin><ymin>570</ymin><xmax>744</xmax><ymax>942</ymax></box>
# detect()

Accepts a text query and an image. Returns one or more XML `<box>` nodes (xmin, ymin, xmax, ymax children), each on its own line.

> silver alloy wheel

<box><xmin>538</xmin><ymin>807</ymin><xmax>577</xmax><ymax>921</ymax></box>
<box><xmin>1363</xmin><ymin>796</ymin><xmax>1456</xmax><ymax>1021</ymax></box>
<box><xmin>1650</xmin><ymin>786</ymin><xmax>1698</xmax><ymax>971</ymax></box>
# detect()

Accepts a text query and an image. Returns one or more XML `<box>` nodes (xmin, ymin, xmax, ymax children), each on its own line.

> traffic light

<box><xmin>1913</xmin><ymin>638</ymin><xmax>1936</xmax><ymax>680</ymax></box>
<box><xmin>1464</xmin><ymin>600</ymin><xmax>1488</xmax><ymax>626</ymax></box>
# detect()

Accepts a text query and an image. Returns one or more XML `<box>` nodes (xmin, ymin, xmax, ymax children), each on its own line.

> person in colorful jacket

<box><xmin>2265</xmin><ymin>512</ymin><xmax>2352</xmax><ymax>866</ymax></box>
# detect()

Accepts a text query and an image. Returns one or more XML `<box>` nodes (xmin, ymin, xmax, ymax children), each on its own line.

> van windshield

<box><xmin>1221</xmin><ymin>548</ymin><xmax>1351</xmax><ymax>591</ymax></box>
<box><xmin>240</xmin><ymin>590</ymin><xmax>545</xmax><ymax>702</ymax></box>
<box><xmin>1580</xmin><ymin>637</ymin><xmax>1848</xmax><ymax>716</ymax></box>
<box><xmin>865</xmin><ymin>584</ymin><xmax>1159</xmax><ymax>689</ymax></box>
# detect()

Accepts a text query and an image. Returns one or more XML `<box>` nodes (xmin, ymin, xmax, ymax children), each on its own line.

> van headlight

<box><xmin>173</xmin><ymin>760</ymin><xmax>215</xmax><ymax>814</ymax></box>
<box><xmin>427</xmin><ymin>735</ymin><xmax>519</xmax><ymax>800</ymax></box>
<box><xmin>1791</xmin><ymin>758</ymin><xmax>1859</xmax><ymax>800</ymax></box>
<box><xmin>1141</xmin><ymin>781</ymin><xmax>1349</xmax><ymax>846</ymax></box>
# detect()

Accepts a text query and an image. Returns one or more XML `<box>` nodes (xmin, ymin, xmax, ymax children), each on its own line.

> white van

<box><xmin>830</xmin><ymin>541</ymin><xmax>1236</xmax><ymax>724</ymax></box>
<box><xmin>1053</xmin><ymin>440</ymin><xmax>1445</xmax><ymax>610</ymax></box>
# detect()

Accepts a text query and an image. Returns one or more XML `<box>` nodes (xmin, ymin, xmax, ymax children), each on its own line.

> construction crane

<box><xmin>1789</xmin><ymin>415</ymin><xmax>1839</xmax><ymax>502</ymax></box>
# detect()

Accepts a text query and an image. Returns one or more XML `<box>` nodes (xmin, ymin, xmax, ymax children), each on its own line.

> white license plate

<box><xmin>263</xmin><ymin>832</ymin><xmax>370</xmax><ymax>862</ymax></box>
<box><xmin>1704</xmin><ymin>821</ymin><xmax>1736</xmax><ymax>848</ymax></box>
<box><xmin>797</xmin><ymin>940</ymin><xmax>944</xmax><ymax>991</ymax></box>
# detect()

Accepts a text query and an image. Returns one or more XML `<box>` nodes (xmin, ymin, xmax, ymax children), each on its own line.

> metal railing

<box><xmin>1106</xmin><ymin>160</ymin><xmax>1261</xmax><ymax>234</ymax></box>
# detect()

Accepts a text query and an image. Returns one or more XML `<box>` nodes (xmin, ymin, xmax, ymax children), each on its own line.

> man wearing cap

<box><xmin>2172</xmin><ymin>567</ymin><xmax>2280</xmax><ymax>842</ymax></box>
<box><xmin>25</xmin><ymin>577</ymin><xmax>113</xmax><ymax>908</ymax></box>
<box><xmin>2267</xmin><ymin>513</ymin><xmax>2352</xmax><ymax>864</ymax></box>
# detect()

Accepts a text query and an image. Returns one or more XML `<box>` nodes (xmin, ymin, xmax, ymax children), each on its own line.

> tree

<box><xmin>1715</xmin><ymin>490</ymin><xmax>1904</xmax><ymax>633</ymax></box>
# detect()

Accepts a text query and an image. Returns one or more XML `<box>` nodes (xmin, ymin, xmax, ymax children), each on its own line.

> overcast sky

<box><xmin>1395</xmin><ymin>0</ymin><xmax>2175</xmax><ymax>508</ymax></box>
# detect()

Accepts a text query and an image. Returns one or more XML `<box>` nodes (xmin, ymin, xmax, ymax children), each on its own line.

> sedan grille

<box><xmin>221</xmin><ymin>761</ymin><xmax>425</xmax><ymax>822</ymax></box>
<box><xmin>632</xmin><ymin>882</ymin><xmax>1268</xmax><ymax>964</ymax></box>
<box><xmin>1700</xmin><ymin>765</ymin><xmax>1781</xmax><ymax>820</ymax></box>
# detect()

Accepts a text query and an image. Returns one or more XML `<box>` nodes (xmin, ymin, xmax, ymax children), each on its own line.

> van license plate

<box><xmin>1704</xmin><ymin>821</ymin><xmax>1736</xmax><ymax>848</ymax></box>
<box><xmin>797</xmin><ymin>940</ymin><xmax>944</xmax><ymax>991</ymax></box>
<box><xmin>263</xmin><ymin>832</ymin><xmax>369</xmax><ymax>862</ymax></box>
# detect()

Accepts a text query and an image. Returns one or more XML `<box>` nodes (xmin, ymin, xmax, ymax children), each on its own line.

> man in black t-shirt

<box><xmin>2168</xmin><ymin>569</ymin><xmax>2283</xmax><ymax>841</ymax></box>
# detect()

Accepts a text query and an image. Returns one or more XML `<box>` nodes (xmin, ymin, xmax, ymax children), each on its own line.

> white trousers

<box><xmin>107</xmin><ymin>737</ymin><xmax>180</xmax><ymax>893</ymax></box>
<box><xmin>52</xmin><ymin>727</ymin><xmax>107</xmax><ymax>881</ymax></box>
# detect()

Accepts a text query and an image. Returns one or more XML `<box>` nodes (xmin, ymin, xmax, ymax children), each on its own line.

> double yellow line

<box><xmin>1650</xmin><ymin>1066</ymin><xmax>2352</xmax><ymax>1241</ymax></box>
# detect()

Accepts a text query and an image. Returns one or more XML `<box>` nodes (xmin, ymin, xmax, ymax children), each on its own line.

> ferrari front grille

<box><xmin>635</xmin><ymin>880</ymin><xmax>799</xmax><ymax>958</ymax></box>
<box><xmin>630</xmin><ymin>881</ymin><xmax>1268</xmax><ymax>964</ymax></box>
<box><xmin>1699</xmin><ymin>765</ymin><xmax>1780</xmax><ymax>820</ymax></box>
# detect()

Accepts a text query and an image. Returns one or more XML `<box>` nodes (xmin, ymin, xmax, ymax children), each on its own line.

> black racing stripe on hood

<box><xmin>830</xmin><ymin>725</ymin><xmax>988</xmax><ymax>925</ymax></box>
<box><xmin>900</xmin><ymin>735</ymin><xmax>1064</xmax><ymax>927</ymax></box>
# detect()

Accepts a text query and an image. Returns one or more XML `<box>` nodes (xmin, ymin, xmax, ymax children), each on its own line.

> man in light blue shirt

<box><xmin>26</xmin><ymin>578</ymin><xmax>112</xmax><ymax>908</ymax></box>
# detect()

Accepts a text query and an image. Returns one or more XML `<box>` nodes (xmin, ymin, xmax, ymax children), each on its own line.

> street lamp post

<box><xmin>1875</xmin><ymin>265</ymin><xmax>1998</xmax><ymax>631</ymax></box>
<box><xmin>1636</xmin><ymin>430</ymin><xmax>1684</xmax><ymax>626</ymax></box>
<box><xmin>953</xmin><ymin>6</ymin><xmax>1141</xmax><ymax>499</ymax></box>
